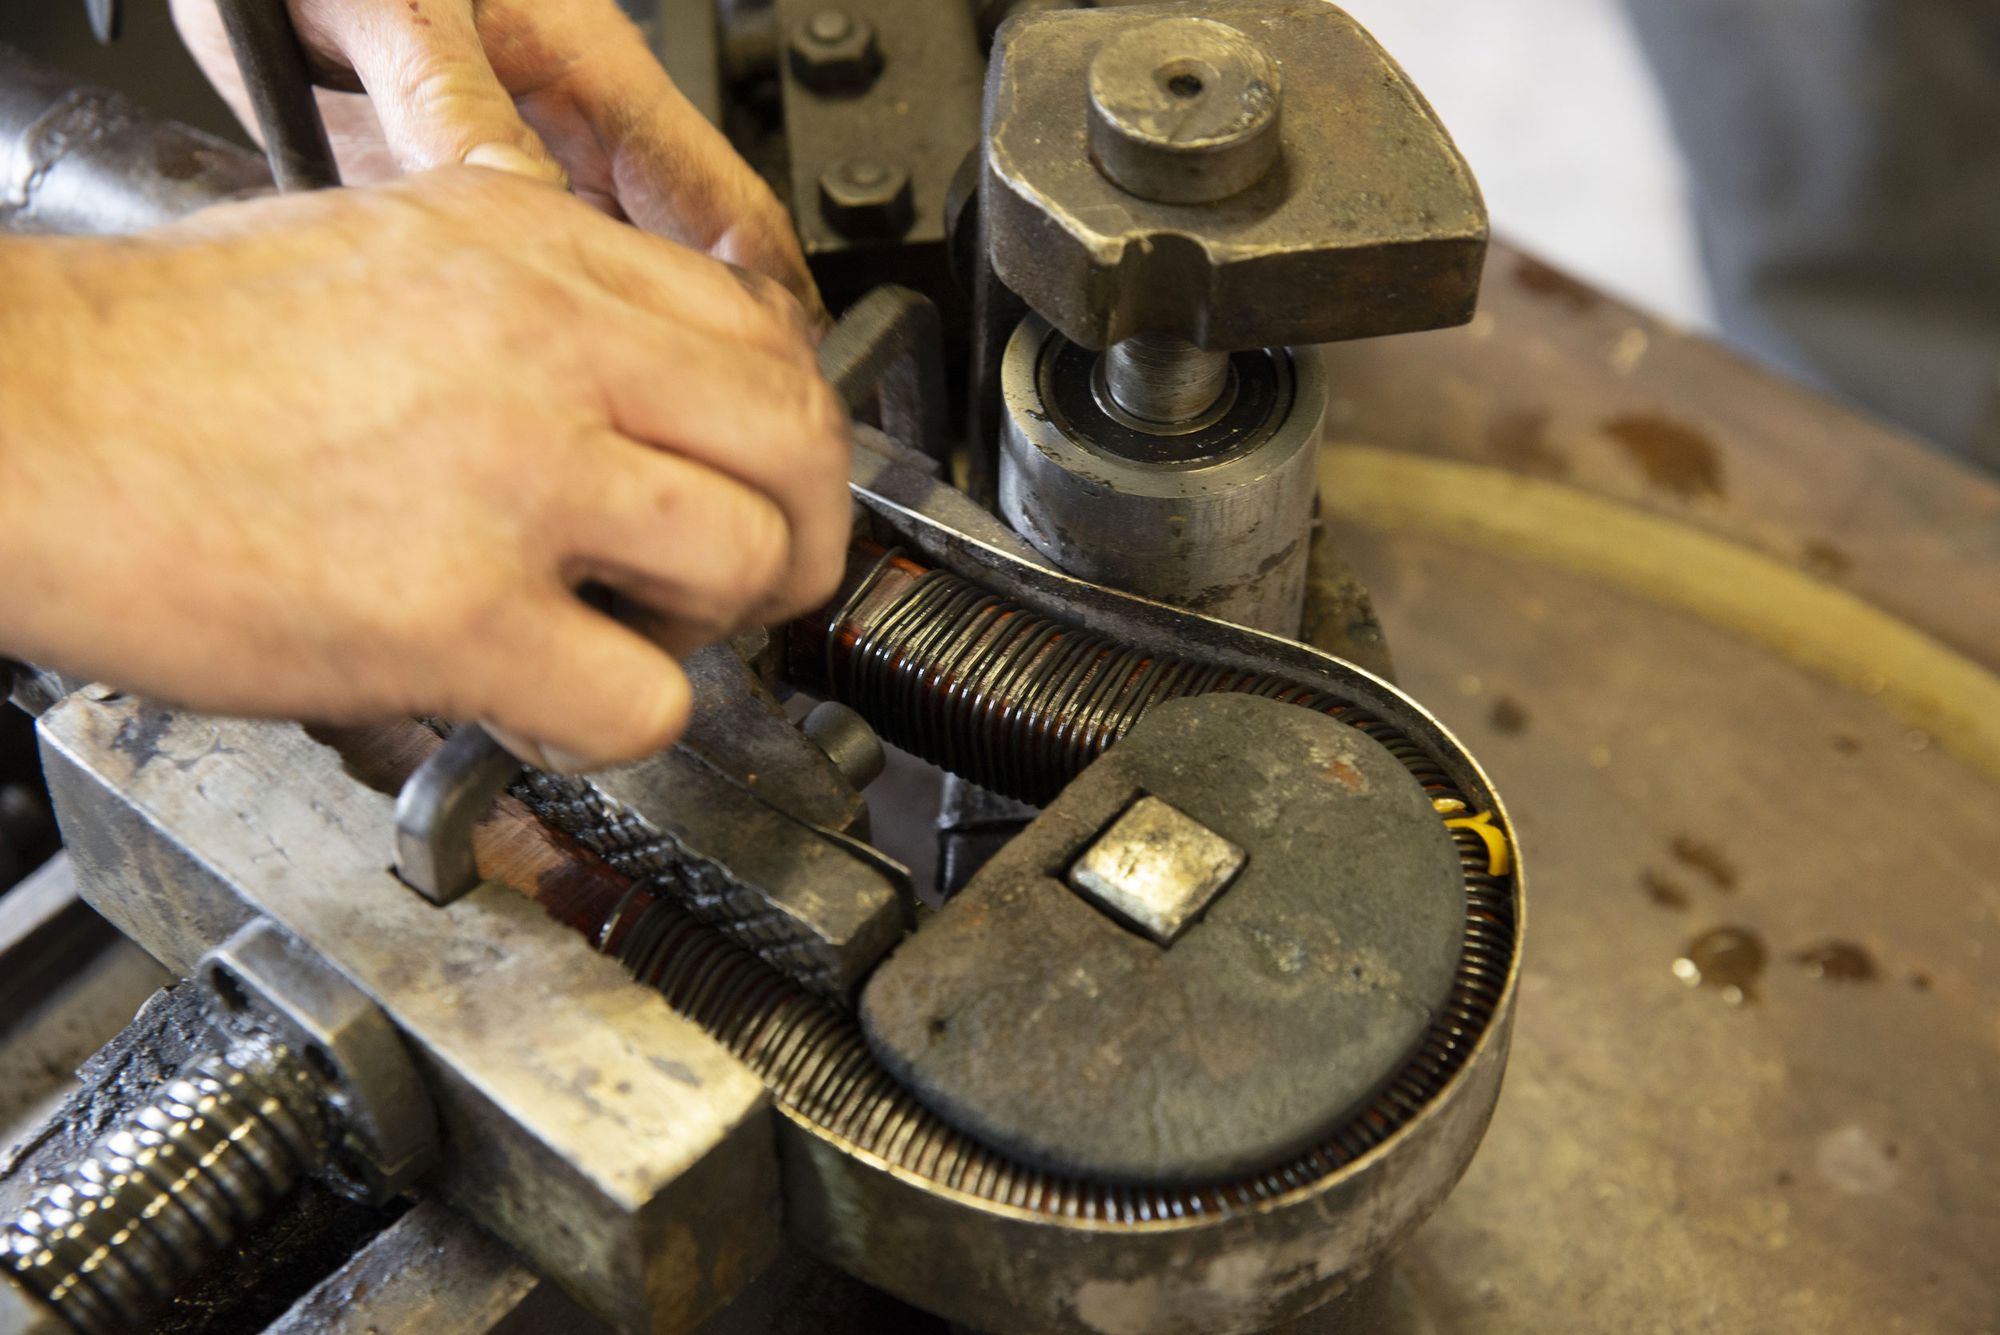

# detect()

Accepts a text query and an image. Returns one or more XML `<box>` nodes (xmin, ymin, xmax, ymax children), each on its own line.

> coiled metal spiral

<box><xmin>4</xmin><ymin>1039</ymin><xmax>328</xmax><ymax>1334</ymax></box>
<box><xmin>589</xmin><ymin>560</ymin><xmax>1518</xmax><ymax>1223</ymax></box>
<box><xmin>608</xmin><ymin>826</ymin><xmax>1507</xmax><ymax>1224</ymax></box>
<box><xmin>837</xmin><ymin>566</ymin><xmax>1453</xmax><ymax>806</ymax></box>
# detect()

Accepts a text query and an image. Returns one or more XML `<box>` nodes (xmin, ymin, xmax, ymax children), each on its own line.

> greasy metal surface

<box><xmin>798</xmin><ymin>702</ymin><xmax>885</xmax><ymax>792</ymax></box>
<box><xmin>36</xmin><ymin>701</ymin><xmax>779</xmax><ymax>1334</ymax></box>
<box><xmin>1067</xmin><ymin>794</ymin><xmax>1245</xmax><ymax>946</ymax></box>
<box><xmin>262</xmin><ymin>1199</ymin><xmax>607</xmax><ymax>1335</ymax></box>
<box><xmin>0</xmin><ymin>855</ymin><xmax>169</xmax><ymax>1151</ymax></box>
<box><xmin>1317</xmin><ymin>241</ymin><xmax>2000</xmax><ymax>1331</ymax></box>
<box><xmin>863</xmin><ymin>695</ymin><xmax>1464</xmax><ymax>1183</ymax></box>
<box><xmin>981</xmin><ymin>1</ymin><xmax>1486</xmax><ymax>351</ymax></box>
<box><xmin>4</xmin><ymin>1033</ymin><xmax>329</xmax><ymax>1335</ymax></box>
<box><xmin>678</xmin><ymin>644</ymin><xmax>867</xmax><ymax>836</ymax></box>
<box><xmin>1100</xmin><ymin>335</ymin><xmax>1234</xmax><ymax>428</ymax></box>
<box><xmin>816</xmin><ymin>285</ymin><xmax>951</xmax><ymax>468</ymax></box>
<box><xmin>765</xmin><ymin>511</ymin><xmax>1517</xmax><ymax>1328</ymax></box>
<box><xmin>1300</xmin><ymin>523</ymin><xmax>1396</xmax><ymax>683</ymax></box>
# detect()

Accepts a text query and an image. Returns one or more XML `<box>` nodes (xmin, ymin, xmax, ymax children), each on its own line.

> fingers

<box><xmin>327</xmin><ymin>0</ymin><xmax>569</xmax><ymax>186</ymax></box>
<box><xmin>573</xmin><ymin>219</ymin><xmax>819</xmax><ymax>363</ymax></box>
<box><xmin>549</xmin><ymin>432</ymin><xmax>829</xmax><ymax>630</ymax></box>
<box><xmin>581</xmin><ymin>323</ymin><xmax>852</xmax><ymax>620</ymax></box>
<box><xmin>471</xmin><ymin>592</ymin><xmax>693</xmax><ymax>771</ymax></box>
<box><xmin>547</xmin><ymin>41</ymin><xmax>826</xmax><ymax>317</ymax></box>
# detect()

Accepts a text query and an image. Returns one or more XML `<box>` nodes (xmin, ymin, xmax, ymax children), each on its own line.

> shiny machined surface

<box><xmin>1100</xmin><ymin>335</ymin><xmax>1234</xmax><ymax>427</ymax></box>
<box><xmin>0</xmin><ymin>44</ymin><xmax>270</xmax><ymax>236</ymax></box>
<box><xmin>1000</xmin><ymin>316</ymin><xmax>1324</xmax><ymax>632</ymax></box>
<box><xmin>1066</xmin><ymin>794</ymin><xmax>1246</xmax><ymax>946</ymax></box>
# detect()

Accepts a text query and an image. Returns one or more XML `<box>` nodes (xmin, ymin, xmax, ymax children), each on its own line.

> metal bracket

<box><xmin>818</xmin><ymin>284</ymin><xmax>951</xmax><ymax>465</ymax></box>
<box><xmin>392</xmin><ymin>725</ymin><xmax>521</xmax><ymax>905</ymax></box>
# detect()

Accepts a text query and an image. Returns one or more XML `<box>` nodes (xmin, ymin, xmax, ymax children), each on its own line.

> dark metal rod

<box><xmin>214</xmin><ymin>0</ymin><xmax>340</xmax><ymax>192</ymax></box>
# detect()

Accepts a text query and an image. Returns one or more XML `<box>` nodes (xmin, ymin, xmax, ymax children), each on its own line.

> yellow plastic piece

<box><xmin>1442</xmin><ymin>809</ymin><xmax>1512</xmax><ymax>877</ymax></box>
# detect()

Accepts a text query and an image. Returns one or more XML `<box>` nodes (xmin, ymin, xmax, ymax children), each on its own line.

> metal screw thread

<box><xmin>1101</xmin><ymin>335</ymin><xmax>1231</xmax><ymax>425</ymax></box>
<box><xmin>4</xmin><ymin>1038</ymin><xmax>329</xmax><ymax>1335</ymax></box>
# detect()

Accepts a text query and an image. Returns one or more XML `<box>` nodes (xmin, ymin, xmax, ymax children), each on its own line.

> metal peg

<box><xmin>392</xmin><ymin>726</ymin><xmax>521</xmax><ymax>905</ymax></box>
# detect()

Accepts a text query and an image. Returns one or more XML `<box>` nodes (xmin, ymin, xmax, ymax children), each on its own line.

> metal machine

<box><xmin>0</xmin><ymin>3</ymin><xmax>1522</xmax><ymax>1331</ymax></box>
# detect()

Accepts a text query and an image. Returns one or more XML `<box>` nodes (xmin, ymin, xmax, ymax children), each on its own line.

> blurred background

<box><xmin>5</xmin><ymin>0</ymin><xmax>1997</xmax><ymax>468</ymax></box>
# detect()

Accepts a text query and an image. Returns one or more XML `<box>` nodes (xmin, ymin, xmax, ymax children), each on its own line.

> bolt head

<box><xmin>1086</xmin><ymin>16</ymin><xmax>1283</xmax><ymax>204</ymax></box>
<box><xmin>788</xmin><ymin>10</ymin><xmax>882</xmax><ymax>93</ymax></box>
<box><xmin>818</xmin><ymin>157</ymin><xmax>914</xmax><ymax>238</ymax></box>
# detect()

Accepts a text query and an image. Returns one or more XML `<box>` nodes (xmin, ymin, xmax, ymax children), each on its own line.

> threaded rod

<box><xmin>4</xmin><ymin>1038</ymin><xmax>328</xmax><ymax>1335</ymax></box>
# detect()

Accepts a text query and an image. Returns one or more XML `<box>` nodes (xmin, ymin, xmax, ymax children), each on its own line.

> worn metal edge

<box><xmin>33</xmin><ymin>700</ymin><xmax>780</xmax><ymax>1333</ymax></box>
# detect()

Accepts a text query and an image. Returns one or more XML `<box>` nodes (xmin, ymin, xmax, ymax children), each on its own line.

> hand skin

<box><xmin>170</xmin><ymin>0</ymin><xmax>826</xmax><ymax>326</ymax></box>
<box><xmin>0</xmin><ymin>168</ymin><xmax>851</xmax><ymax>770</ymax></box>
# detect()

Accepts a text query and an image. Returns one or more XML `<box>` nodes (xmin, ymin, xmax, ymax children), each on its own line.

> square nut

<box><xmin>1067</xmin><ymin>796</ymin><xmax>1246</xmax><ymax>945</ymax></box>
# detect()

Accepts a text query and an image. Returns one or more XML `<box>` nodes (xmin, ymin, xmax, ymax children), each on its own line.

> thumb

<box><xmin>476</xmin><ymin>597</ymin><xmax>693</xmax><ymax>774</ymax></box>
<box><xmin>339</xmin><ymin>4</ymin><xmax>568</xmax><ymax>187</ymax></box>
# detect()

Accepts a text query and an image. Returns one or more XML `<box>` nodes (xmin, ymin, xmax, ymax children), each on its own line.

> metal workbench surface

<box><xmin>1321</xmin><ymin>241</ymin><xmax>2000</xmax><ymax>1334</ymax></box>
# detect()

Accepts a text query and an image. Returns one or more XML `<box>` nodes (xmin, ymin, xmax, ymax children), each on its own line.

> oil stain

<box><xmin>1671</xmin><ymin>835</ymin><xmax>1737</xmax><ymax>892</ymax></box>
<box><xmin>1515</xmin><ymin>256</ymin><xmax>1601</xmax><ymax>312</ymax></box>
<box><xmin>1791</xmin><ymin>940</ymin><xmax>1878</xmax><ymax>983</ymax></box>
<box><xmin>1832</xmin><ymin>734</ymin><xmax>1863</xmax><ymax>756</ymax></box>
<box><xmin>1802</xmin><ymin>539</ymin><xmax>1853</xmax><ymax>578</ymax></box>
<box><xmin>1602</xmin><ymin>413</ymin><xmax>1725</xmax><ymax>501</ymax></box>
<box><xmin>1489</xmin><ymin>696</ymin><xmax>1531</xmax><ymax>735</ymax></box>
<box><xmin>1673</xmin><ymin>925</ymin><xmax>1767</xmax><ymax>1005</ymax></box>
<box><xmin>1640</xmin><ymin>870</ymin><xmax>1690</xmax><ymax>911</ymax></box>
<box><xmin>1487</xmin><ymin>408</ymin><xmax>1570</xmax><ymax>479</ymax></box>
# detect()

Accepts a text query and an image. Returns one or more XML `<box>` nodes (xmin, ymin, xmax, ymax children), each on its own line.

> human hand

<box><xmin>0</xmin><ymin>168</ymin><xmax>849</xmax><ymax>770</ymax></box>
<box><xmin>170</xmin><ymin>0</ymin><xmax>824</xmax><ymax>325</ymax></box>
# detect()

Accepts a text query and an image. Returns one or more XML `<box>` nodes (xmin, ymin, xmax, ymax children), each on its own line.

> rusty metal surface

<box><xmin>1320</xmin><ymin>240</ymin><xmax>2000</xmax><ymax>1332</ymax></box>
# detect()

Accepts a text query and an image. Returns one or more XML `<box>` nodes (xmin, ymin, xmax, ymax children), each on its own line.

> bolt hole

<box><xmin>303</xmin><ymin>1044</ymin><xmax>338</xmax><ymax>1085</ymax></box>
<box><xmin>1167</xmin><ymin>73</ymin><xmax>1204</xmax><ymax>98</ymax></box>
<box><xmin>210</xmin><ymin>967</ymin><xmax>248</xmax><ymax>1012</ymax></box>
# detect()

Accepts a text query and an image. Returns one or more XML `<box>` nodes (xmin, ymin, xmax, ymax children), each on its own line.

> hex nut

<box><xmin>201</xmin><ymin>919</ymin><xmax>437</xmax><ymax>1202</ymax></box>
<box><xmin>819</xmin><ymin>157</ymin><xmax>915</xmax><ymax>238</ymax></box>
<box><xmin>788</xmin><ymin>9</ymin><xmax>883</xmax><ymax>93</ymax></box>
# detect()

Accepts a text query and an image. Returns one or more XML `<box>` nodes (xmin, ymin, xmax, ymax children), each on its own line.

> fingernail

<box><xmin>462</xmin><ymin>142</ymin><xmax>569</xmax><ymax>189</ymax></box>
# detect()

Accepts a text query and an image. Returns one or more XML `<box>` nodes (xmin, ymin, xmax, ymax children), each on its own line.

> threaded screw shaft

<box><xmin>4</xmin><ymin>1037</ymin><xmax>329</xmax><ymax>1334</ymax></box>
